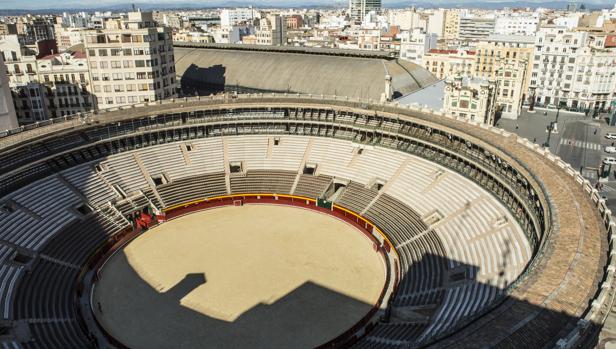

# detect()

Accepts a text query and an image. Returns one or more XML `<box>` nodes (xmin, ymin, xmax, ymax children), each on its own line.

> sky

<box><xmin>0</xmin><ymin>0</ymin><xmax>614</xmax><ymax>10</ymax></box>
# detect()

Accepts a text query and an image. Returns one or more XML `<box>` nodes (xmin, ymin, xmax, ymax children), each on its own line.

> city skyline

<box><xmin>1</xmin><ymin>0</ymin><xmax>616</xmax><ymax>11</ymax></box>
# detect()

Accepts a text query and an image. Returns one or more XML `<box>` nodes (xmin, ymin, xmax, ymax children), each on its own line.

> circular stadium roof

<box><xmin>173</xmin><ymin>46</ymin><xmax>438</xmax><ymax>100</ymax></box>
<box><xmin>0</xmin><ymin>95</ymin><xmax>612</xmax><ymax>349</ymax></box>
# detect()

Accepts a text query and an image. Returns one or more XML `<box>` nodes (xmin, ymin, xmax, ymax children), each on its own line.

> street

<box><xmin>499</xmin><ymin>107</ymin><xmax>616</xmax><ymax>210</ymax></box>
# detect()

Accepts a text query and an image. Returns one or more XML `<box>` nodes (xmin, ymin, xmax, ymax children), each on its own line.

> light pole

<box><xmin>544</xmin><ymin>104</ymin><xmax>562</xmax><ymax>148</ymax></box>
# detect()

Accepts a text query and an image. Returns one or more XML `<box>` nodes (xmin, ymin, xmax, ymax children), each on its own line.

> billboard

<box><xmin>606</xmin><ymin>35</ymin><xmax>616</xmax><ymax>48</ymax></box>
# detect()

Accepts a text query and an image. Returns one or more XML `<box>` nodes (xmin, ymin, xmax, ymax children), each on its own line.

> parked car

<box><xmin>606</xmin><ymin>146</ymin><xmax>616</xmax><ymax>153</ymax></box>
<box><xmin>603</xmin><ymin>157</ymin><xmax>616</xmax><ymax>165</ymax></box>
<box><xmin>606</xmin><ymin>133</ymin><xmax>616</xmax><ymax>139</ymax></box>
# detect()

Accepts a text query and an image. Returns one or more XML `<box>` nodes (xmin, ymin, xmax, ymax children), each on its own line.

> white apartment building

<box><xmin>529</xmin><ymin>26</ymin><xmax>590</xmax><ymax>109</ymax></box>
<box><xmin>220</xmin><ymin>8</ymin><xmax>258</xmax><ymax>27</ymax></box>
<box><xmin>399</xmin><ymin>28</ymin><xmax>437</xmax><ymax>64</ymax></box>
<box><xmin>1</xmin><ymin>33</ymin><xmax>96</xmax><ymax>123</ymax></box>
<box><xmin>37</xmin><ymin>52</ymin><xmax>94</xmax><ymax>117</ymax></box>
<box><xmin>83</xmin><ymin>11</ymin><xmax>176</xmax><ymax>109</ymax></box>
<box><xmin>0</xmin><ymin>54</ymin><xmax>18</xmax><ymax>130</ymax></box>
<box><xmin>427</xmin><ymin>9</ymin><xmax>446</xmax><ymax>37</ymax></box>
<box><xmin>349</xmin><ymin>0</ymin><xmax>381</xmax><ymax>23</ymax></box>
<box><xmin>458</xmin><ymin>16</ymin><xmax>495</xmax><ymax>42</ymax></box>
<box><xmin>54</xmin><ymin>27</ymin><xmax>85</xmax><ymax>51</ymax></box>
<box><xmin>494</xmin><ymin>13</ymin><xmax>539</xmax><ymax>36</ymax></box>
<box><xmin>567</xmin><ymin>46</ymin><xmax>616</xmax><ymax>111</ymax></box>
<box><xmin>387</xmin><ymin>9</ymin><xmax>425</xmax><ymax>31</ymax></box>
<box><xmin>256</xmin><ymin>15</ymin><xmax>286</xmax><ymax>46</ymax></box>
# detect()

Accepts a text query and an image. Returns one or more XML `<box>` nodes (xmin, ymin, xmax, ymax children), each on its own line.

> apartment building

<box><xmin>444</xmin><ymin>10</ymin><xmax>460</xmax><ymax>40</ymax></box>
<box><xmin>220</xmin><ymin>8</ymin><xmax>258</xmax><ymax>27</ymax></box>
<box><xmin>567</xmin><ymin>46</ymin><xmax>616</xmax><ymax>111</ymax></box>
<box><xmin>349</xmin><ymin>0</ymin><xmax>381</xmax><ymax>23</ymax></box>
<box><xmin>423</xmin><ymin>49</ymin><xmax>476</xmax><ymax>80</ymax></box>
<box><xmin>37</xmin><ymin>52</ymin><xmax>94</xmax><ymax>118</ymax></box>
<box><xmin>0</xmin><ymin>35</ymin><xmax>45</xmax><ymax>123</ymax></box>
<box><xmin>54</xmin><ymin>26</ymin><xmax>85</xmax><ymax>51</ymax></box>
<box><xmin>0</xmin><ymin>54</ymin><xmax>18</xmax><ymax>130</ymax></box>
<box><xmin>458</xmin><ymin>16</ymin><xmax>495</xmax><ymax>42</ymax></box>
<box><xmin>399</xmin><ymin>28</ymin><xmax>437</xmax><ymax>64</ymax></box>
<box><xmin>528</xmin><ymin>26</ymin><xmax>589</xmax><ymax>109</ymax></box>
<box><xmin>494</xmin><ymin>13</ymin><xmax>539</xmax><ymax>36</ymax></box>
<box><xmin>1</xmin><ymin>34</ymin><xmax>95</xmax><ymax>123</ymax></box>
<box><xmin>256</xmin><ymin>15</ymin><xmax>287</xmax><ymax>46</ymax></box>
<box><xmin>83</xmin><ymin>11</ymin><xmax>177</xmax><ymax>108</ymax></box>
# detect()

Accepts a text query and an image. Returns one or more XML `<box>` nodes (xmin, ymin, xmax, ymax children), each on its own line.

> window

<box><xmin>115</xmin><ymin>96</ymin><xmax>126</xmax><ymax>104</ymax></box>
<box><xmin>111</xmin><ymin>61</ymin><xmax>122</xmax><ymax>68</ymax></box>
<box><xmin>123</xmin><ymin>60</ymin><xmax>133</xmax><ymax>68</ymax></box>
<box><xmin>105</xmin><ymin>97</ymin><xmax>114</xmax><ymax>104</ymax></box>
<box><xmin>113</xmin><ymin>84</ymin><xmax>123</xmax><ymax>92</ymax></box>
<box><xmin>126</xmin><ymin>84</ymin><xmax>135</xmax><ymax>91</ymax></box>
<box><xmin>123</xmin><ymin>48</ymin><xmax>132</xmax><ymax>56</ymax></box>
<box><xmin>112</xmin><ymin>73</ymin><xmax>122</xmax><ymax>80</ymax></box>
<box><xmin>111</xmin><ymin>49</ymin><xmax>122</xmax><ymax>56</ymax></box>
<box><xmin>135</xmin><ymin>60</ymin><xmax>145</xmax><ymax>67</ymax></box>
<box><xmin>88</xmin><ymin>49</ymin><xmax>96</xmax><ymax>57</ymax></box>
<box><xmin>99</xmin><ymin>61</ymin><xmax>108</xmax><ymax>69</ymax></box>
<box><xmin>103</xmin><ymin>85</ymin><xmax>111</xmax><ymax>92</ymax></box>
<box><xmin>98</xmin><ymin>49</ymin><xmax>108</xmax><ymax>56</ymax></box>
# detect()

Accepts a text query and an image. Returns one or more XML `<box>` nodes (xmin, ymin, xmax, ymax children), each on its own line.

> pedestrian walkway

<box><xmin>559</xmin><ymin>138</ymin><xmax>602</xmax><ymax>151</ymax></box>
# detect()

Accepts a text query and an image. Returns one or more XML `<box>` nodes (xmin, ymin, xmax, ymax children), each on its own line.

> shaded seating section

<box><xmin>293</xmin><ymin>174</ymin><xmax>332</xmax><ymax>199</ymax></box>
<box><xmin>0</xmin><ymin>246</ymin><xmax>23</xmax><ymax>320</ymax></box>
<box><xmin>157</xmin><ymin>173</ymin><xmax>227</xmax><ymax>207</ymax></box>
<box><xmin>230</xmin><ymin>170</ymin><xmax>295</xmax><ymax>194</ymax></box>
<box><xmin>39</xmin><ymin>211</ymin><xmax>125</xmax><ymax>266</ymax></box>
<box><xmin>13</xmin><ymin>260</ymin><xmax>91</xmax><ymax>348</ymax></box>
<box><xmin>22</xmin><ymin>320</ymin><xmax>91</xmax><ymax>349</ymax></box>
<box><xmin>0</xmin><ymin>177</ymin><xmax>81</xmax><ymax>251</ymax></box>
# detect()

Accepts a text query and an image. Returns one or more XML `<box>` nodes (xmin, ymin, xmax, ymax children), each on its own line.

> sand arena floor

<box><xmin>93</xmin><ymin>204</ymin><xmax>386</xmax><ymax>348</ymax></box>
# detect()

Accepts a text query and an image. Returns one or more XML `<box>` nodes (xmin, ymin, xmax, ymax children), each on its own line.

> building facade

<box><xmin>83</xmin><ymin>11</ymin><xmax>177</xmax><ymax>109</ymax></box>
<box><xmin>443</xmin><ymin>10</ymin><xmax>460</xmax><ymax>40</ymax></box>
<box><xmin>0</xmin><ymin>54</ymin><xmax>18</xmax><ymax>130</ymax></box>
<box><xmin>349</xmin><ymin>0</ymin><xmax>381</xmax><ymax>23</ymax></box>
<box><xmin>443</xmin><ymin>75</ymin><xmax>497</xmax><ymax>124</ymax></box>
<box><xmin>528</xmin><ymin>26</ymin><xmax>589</xmax><ymax>109</ymax></box>
<box><xmin>458</xmin><ymin>16</ymin><xmax>495</xmax><ymax>42</ymax></box>
<box><xmin>399</xmin><ymin>28</ymin><xmax>437</xmax><ymax>64</ymax></box>
<box><xmin>256</xmin><ymin>15</ymin><xmax>287</xmax><ymax>46</ymax></box>
<box><xmin>423</xmin><ymin>49</ymin><xmax>476</xmax><ymax>80</ymax></box>
<box><xmin>494</xmin><ymin>13</ymin><xmax>539</xmax><ymax>36</ymax></box>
